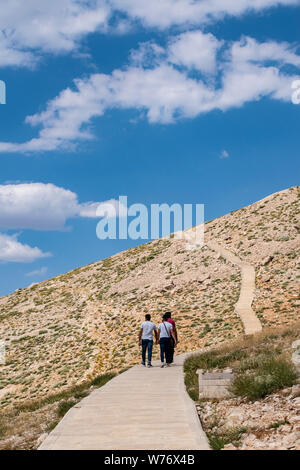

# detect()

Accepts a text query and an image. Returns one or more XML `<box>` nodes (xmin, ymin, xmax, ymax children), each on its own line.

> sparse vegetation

<box><xmin>57</xmin><ymin>399</ymin><xmax>77</xmax><ymax>417</ymax></box>
<box><xmin>0</xmin><ymin>186</ymin><xmax>299</xmax><ymax>448</ymax></box>
<box><xmin>0</xmin><ymin>371</ymin><xmax>116</xmax><ymax>449</ymax></box>
<box><xmin>207</xmin><ymin>425</ymin><xmax>247</xmax><ymax>450</ymax></box>
<box><xmin>230</xmin><ymin>356</ymin><xmax>298</xmax><ymax>400</ymax></box>
<box><xmin>184</xmin><ymin>324</ymin><xmax>300</xmax><ymax>402</ymax></box>
<box><xmin>186</xmin><ymin>324</ymin><xmax>300</xmax><ymax>449</ymax></box>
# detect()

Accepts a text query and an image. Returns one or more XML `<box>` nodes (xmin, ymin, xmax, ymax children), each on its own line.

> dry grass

<box><xmin>0</xmin><ymin>372</ymin><xmax>115</xmax><ymax>450</ymax></box>
<box><xmin>0</xmin><ymin>186</ymin><xmax>299</xmax><ymax>448</ymax></box>
<box><xmin>184</xmin><ymin>323</ymin><xmax>300</xmax><ymax>401</ymax></box>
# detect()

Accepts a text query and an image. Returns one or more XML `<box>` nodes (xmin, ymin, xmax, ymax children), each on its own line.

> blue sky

<box><xmin>0</xmin><ymin>0</ymin><xmax>299</xmax><ymax>296</ymax></box>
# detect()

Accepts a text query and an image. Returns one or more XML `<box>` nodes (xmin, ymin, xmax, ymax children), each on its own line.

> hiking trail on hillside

<box><xmin>206</xmin><ymin>241</ymin><xmax>262</xmax><ymax>336</ymax></box>
<box><xmin>40</xmin><ymin>241</ymin><xmax>262</xmax><ymax>449</ymax></box>
<box><xmin>182</xmin><ymin>227</ymin><xmax>262</xmax><ymax>336</ymax></box>
<box><xmin>39</xmin><ymin>354</ymin><xmax>210</xmax><ymax>450</ymax></box>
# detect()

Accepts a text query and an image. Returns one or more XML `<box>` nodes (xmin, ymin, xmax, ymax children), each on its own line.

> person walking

<box><xmin>166</xmin><ymin>312</ymin><xmax>178</xmax><ymax>364</ymax></box>
<box><xmin>157</xmin><ymin>313</ymin><xmax>177</xmax><ymax>368</ymax></box>
<box><xmin>138</xmin><ymin>314</ymin><xmax>158</xmax><ymax>368</ymax></box>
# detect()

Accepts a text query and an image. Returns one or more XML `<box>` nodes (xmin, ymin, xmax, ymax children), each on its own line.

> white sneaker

<box><xmin>161</xmin><ymin>363</ymin><xmax>165</xmax><ymax>368</ymax></box>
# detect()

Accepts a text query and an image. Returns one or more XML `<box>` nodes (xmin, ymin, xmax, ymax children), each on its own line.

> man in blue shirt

<box><xmin>138</xmin><ymin>314</ymin><xmax>158</xmax><ymax>368</ymax></box>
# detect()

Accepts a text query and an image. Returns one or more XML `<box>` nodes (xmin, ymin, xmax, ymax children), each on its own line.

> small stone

<box><xmin>226</xmin><ymin>408</ymin><xmax>244</xmax><ymax>426</ymax></box>
<box><xmin>292</xmin><ymin>340</ymin><xmax>300</xmax><ymax>350</ymax></box>
<box><xmin>223</xmin><ymin>444</ymin><xmax>237</xmax><ymax>450</ymax></box>
<box><xmin>36</xmin><ymin>433</ymin><xmax>48</xmax><ymax>447</ymax></box>
<box><xmin>197</xmin><ymin>274</ymin><xmax>210</xmax><ymax>283</ymax></box>
<box><xmin>261</xmin><ymin>255</ymin><xmax>274</xmax><ymax>266</ymax></box>
<box><xmin>243</xmin><ymin>419</ymin><xmax>257</xmax><ymax>429</ymax></box>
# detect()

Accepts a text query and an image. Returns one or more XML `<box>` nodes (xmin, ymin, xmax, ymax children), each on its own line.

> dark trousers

<box><xmin>169</xmin><ymin>337</ymin><xmax>175</xmax><ymax>363</ymax></box>
<box><xmin>159</xmin><ymin>337</ymin><xmax>171</xmax><ymax>364</ymax></box>
<box><xmin>142</xmin><ymin>339</ymin><xmax>153</xmax><ymax>364</ymax></box>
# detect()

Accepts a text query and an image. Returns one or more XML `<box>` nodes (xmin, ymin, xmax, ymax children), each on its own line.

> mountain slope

<box><xmin>0</xmin><ymin>186</ymin><xmax>299</xmax><ymax>413</ymax></box>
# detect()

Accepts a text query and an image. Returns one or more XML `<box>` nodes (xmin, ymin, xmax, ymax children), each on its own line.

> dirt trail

<box><xmin>207</xmin><ymin>241</ymin><xmax>262</xmax><ymax>336</ymax></box>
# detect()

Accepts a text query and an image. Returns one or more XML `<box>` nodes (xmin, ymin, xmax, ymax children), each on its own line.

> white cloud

<box><xmin>0</xmin><ymin>0</ymin><xmax>110</xmax><ymax>67</ymax></box>
<box><xmin>0</xmin><ymin>33</ymin><xmax>36</xmax><ymax>68</ymax></box>
<box><xmin>230</xmin><ymin>36</ymin><xmax>300</xmax><ymax>67</ymax></box>
<box><xmin>0</xmin><ymin>183</ymin><xmax>126</xmax><ymax>230</ymax></box>
<box><xmin>0</xmin><ymin>35</ymin><xmax>299</xmax><ymax>152</ymax></box>
<box><xmin>26</xmin><ymin>266</ymin><xmax>48</xmax><ymax>277</ymax></box>
<box><xmin>220</xmin><ymin>150</ymin><xmax>229</xmax><ymax>159</ymax></box>
<box><xmin>0</xmin><ymin>183</ymin><xmax>78</xmax><ymax>230</ymax></box>
<box><xmin>216</xmin><ymin>61</ymin><xmax>295</xmax><ymax>110</ymax></box>
<box><xmin>79</xmin><ymin>199</ymin><xmax>127</xmax><ymax>218</ymax></box>
<box><xmin>111</xmin><ymin>0</ymin><xmax>300</xmax><ymax>28</ymax></box>
<box><xmin>0</xmin><ymin>183</ymin><xmax>128</xmax><ymax>263</ymax></box>
<box><xmin>0</xmin><ymin>233</ymin><xmax>51</xmax><ymax>263</ymax></box>
<box><xmin>0</xmin><ymin>1</ymin><xmax>299</xmax><ymax>68</ymax></box>
<box><xmin>0</xmin><ymin>74</ymin><xmax>110</xmax><ymax>152</ymax></box>
<box><xmin>130</xmin><ymin>41</ymin><xmax>165</xmax><ymax>68</ymax></box>
<box><xmin>109</xmin><ymin>64</ymin><xmax>216</xmax><ymax>122</ymax></box>
<box><xmin>167</xmin><ymin>30</ymin><xmax>223</xmax><ymax>74</ymax></box>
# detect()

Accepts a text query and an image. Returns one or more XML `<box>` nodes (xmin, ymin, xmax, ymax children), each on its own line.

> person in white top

<box><xmin>138</xmin><ymin>314</ymin><xmax>158</xmax><ymax>367</ymax></box>
<box><xmin>157</xmin><ymin>313</ymin><xmax>177</xmax><ymax>368</ymax></box>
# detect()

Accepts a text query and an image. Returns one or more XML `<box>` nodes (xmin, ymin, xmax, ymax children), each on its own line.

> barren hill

<box><xmin>0</xmin><ymin>186</ymin><xmax>299</xmax><ymax>417</ymax></box>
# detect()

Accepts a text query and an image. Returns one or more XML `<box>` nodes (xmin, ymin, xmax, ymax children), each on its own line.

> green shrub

<box><xmin>237</xmin><ymin>349</ymin><xmax>277</xmax><ymax>372</ymax></box>
<box><xmin>230</xmin><ymin>357</ymin><xmax>298</xmax><ymax>400</ymax></box>
<box><xmin>57</xmin><ymin>399</ymin><xmax>76</xmax><ymax>417</ymax></box>
<box><xmin>268</xmin><ymin>419</ymin><xmax>290</xmax><ymax>429</ymax></box>
<box><xmin>14</xmin><ymin>372</ymin><xmax>116</xmax><ymax>414</ymax></box>
<box><xmin>91</xmin><ymin>372</ymin><xmax>116</xmax><ymax>387</ymax></box>
<box><xmin>46</xmin><ymin>420</ymin><xmax>60</xmax><ymax>432</ymax></box>
<box><xmin>207</xmin><ymin>426</ymin><xmax>247</xmax><ymax>450</ymax></box>
<box><xmin>184</xmin><ymin>325</ymin><xmax>300</xmax><ymax>402</ymax></box>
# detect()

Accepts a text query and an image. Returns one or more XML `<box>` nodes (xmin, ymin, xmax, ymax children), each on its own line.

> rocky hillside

<box><xmin>0</xmin><ymin>186</ymin><xmax>299</xmax><ymax>415</ymax></box>
<box><xmin>190</xmin><ymin>325</ymin><xmax>300</xmax><ymax>450</ymax></box>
